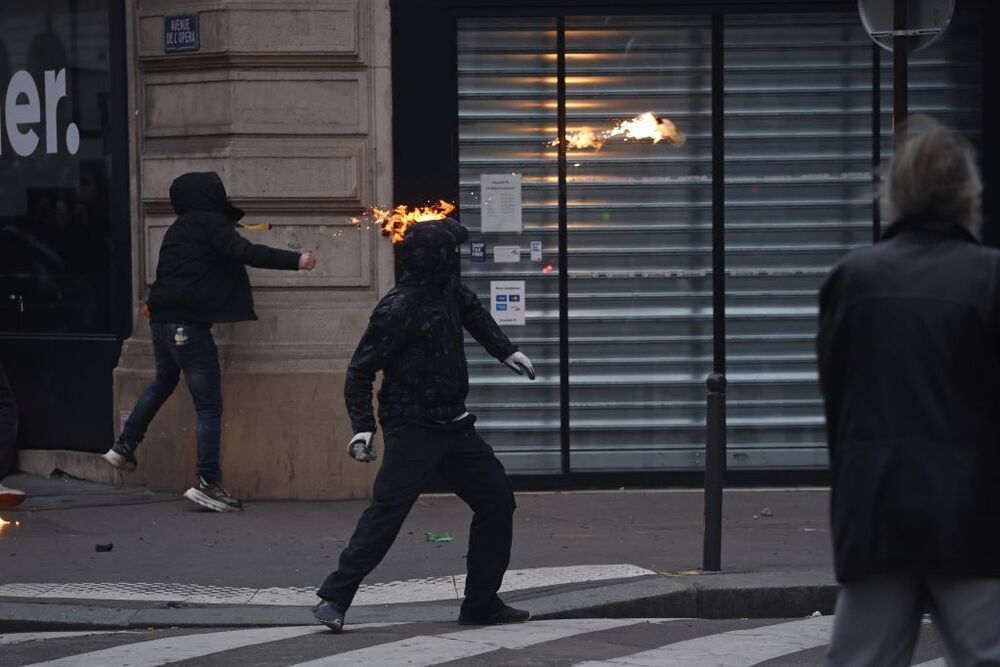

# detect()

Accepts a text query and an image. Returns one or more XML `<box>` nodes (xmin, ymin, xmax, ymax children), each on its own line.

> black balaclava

<box><xmin>397</xmin><ymin>218</ymin><xmax>469</xmax><ymax>286</ymax></box>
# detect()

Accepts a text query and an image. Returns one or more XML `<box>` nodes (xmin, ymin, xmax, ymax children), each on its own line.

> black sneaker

<box><xmin>312</xmin><ymin>599</ymin><xmax>346</xmax><ymax>633</ymax></box>
<box><xmin>457</xmin><ymin>604</ymin><xmax>531</xmax><ymax>626</ymax></box>
<box><xmin>183</xmin><ymin>477</ymin><xmax>243</xmax><ymax>512</ymax></box>
<box><xmin>102</xmin><ymin>437</ymin><xmax>137</xmax><ymax>472</ymax></box>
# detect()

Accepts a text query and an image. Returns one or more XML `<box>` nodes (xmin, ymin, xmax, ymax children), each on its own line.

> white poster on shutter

<box><xmin>493</xmin><ymin>245</ymin><xmax>520</xmax><ymax>263</ymax></box>
<box><xmin>530</xmin><ymin>240</ymin><xmax>543</xmax><ymax>261</ymax></box>
<box><xmin>480</xmin><ymin>173</ymin><xmax>522</xmax><ymax>233</ymax></box>
<box><xmin>491</xmin><ymin>280</ymin><xmax>526</xmax><ymax>326</ymax></box>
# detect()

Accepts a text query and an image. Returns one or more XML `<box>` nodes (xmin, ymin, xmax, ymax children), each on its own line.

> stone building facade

<box><xmin>115</xmin><ymin>0</ymin><xmax>394</xmax><ymax>499</ymax></box>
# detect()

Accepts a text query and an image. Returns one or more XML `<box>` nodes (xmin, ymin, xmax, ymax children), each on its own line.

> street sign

<box><xmin>164</xmin><ymin>14</ymin><xmax>200</xmax><ymax>53</ymax></box>
<box><xmin>859</xmin><ymin>0</ymin><xmax>954</xmax><ymax>52</ymax></box>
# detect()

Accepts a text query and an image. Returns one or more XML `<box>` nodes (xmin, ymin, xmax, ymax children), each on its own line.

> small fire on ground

<box><xmin>550</xmin><ymin>112</ymin><xmax>685</xmax><ymax>150</ymax></box>
<box><xmin>355</xmin><ymin>200</ymin><xmax>457</xmax><ymax>245</ymax></box>
<box><xmin>0</xmin><ymin>517</ymin><xmax>21</xmax><ymax>534</ymax></box>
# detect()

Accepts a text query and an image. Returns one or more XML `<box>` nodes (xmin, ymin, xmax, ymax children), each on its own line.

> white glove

<box><xmin>503</xmin><ymin>351</ymin><xmax>536</xmax><ymax>380</ymax></box>
<box><xmin>347</xmin><ymin>432</ymin><xmax>377</xmax><ymax>463</ymax></box>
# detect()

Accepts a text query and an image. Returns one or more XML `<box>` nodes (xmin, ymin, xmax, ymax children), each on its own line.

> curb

<box><xmin>0</xmin><ymin>572</ymin><xmax>840</xmax><ymax>631</ymax></box>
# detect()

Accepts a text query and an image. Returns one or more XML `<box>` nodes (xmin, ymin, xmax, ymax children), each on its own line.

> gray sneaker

<box><xmin>183</xmin><ymin>477</ymin><xmax>243</xmax><ymax>512</ymax></box>
<box><xmin>103</xmin><ymin>437</ymin><xmax>137</xmax><ymax>472</ymax></box>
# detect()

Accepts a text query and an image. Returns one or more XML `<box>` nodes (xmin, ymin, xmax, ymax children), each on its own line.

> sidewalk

<box><xmin>0</xmin><ymin>473</ymin><xmax>837</xmax><ymax>630</ymax></box>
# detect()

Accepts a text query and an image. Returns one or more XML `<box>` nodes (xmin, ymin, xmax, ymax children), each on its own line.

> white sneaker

<box><xmin>102</xmin><ymin>438</ymin><xmax>137</xmax><ymax>472</ymax></box>
<box><xmin>0</xmin><ymin>484</ymin><xmax>26</xmax><ymax>508</ymax></box>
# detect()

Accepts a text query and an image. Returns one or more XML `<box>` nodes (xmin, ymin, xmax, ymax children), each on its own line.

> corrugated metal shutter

<box><xmin>562</xmin><ymin>16</ymin><xmax>714</xmax><ymax>471</ymax></box>
<box><xmin>457</xmin><ymin>11</ymin><xmax>982</xmax><ymax>475</ymax></box>
<box><xmin>458</xmin><ymin>18</ymin><xmax>562</xmax><ymax>473</ymax></box>
<box><xmin>723</xmin><ymin>12</ymin><xmax>982</xmax><ymax>470</ymax></box>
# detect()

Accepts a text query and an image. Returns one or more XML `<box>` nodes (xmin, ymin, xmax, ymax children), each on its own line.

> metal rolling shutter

<box><xmin>562</xmin><ymin>15</ymin><xmax>714</xmax><ymax>471</ymax></box>
<box><xmin>458</xmin><ymin>18</ymin><xmax>562</xmax><ymax>473</ymax></box>
<box><xmin>457</xmin><ymin>11</ymin><xmax>982</xmax><ymax>474</ymax></box>
<box><xmin>723</xmin><ymin>12</ymin><xmax>982</xmax><ymax>470</ymax></box>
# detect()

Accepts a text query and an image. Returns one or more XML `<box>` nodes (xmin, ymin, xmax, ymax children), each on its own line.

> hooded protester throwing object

<box><xmin>103</xmin><ymin>172</ymin><xmax>317</xmax><ymax>512</ymax></box>
<box><xmin>313</xmin><ymin>218</ymin><xmax>535</xmax><ymax>634</ymax></box>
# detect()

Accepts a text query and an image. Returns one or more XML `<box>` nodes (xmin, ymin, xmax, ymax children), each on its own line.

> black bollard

<box><xmin>703</xmin><ymin>372</ymin><xmax>727</xmax><ymax>572</ymax></box>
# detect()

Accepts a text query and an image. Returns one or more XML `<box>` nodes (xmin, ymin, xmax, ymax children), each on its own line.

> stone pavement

<box><xmin>0</xmin><ymin>473</ymin><xmax>837</xmax><ymax>630</ymax></box>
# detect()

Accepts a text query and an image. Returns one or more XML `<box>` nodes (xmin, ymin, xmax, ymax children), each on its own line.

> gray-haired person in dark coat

<box><xmin>818</xmin><ymin>116</ymin><xmax>1000</xmax><ymax>666</ymax></box>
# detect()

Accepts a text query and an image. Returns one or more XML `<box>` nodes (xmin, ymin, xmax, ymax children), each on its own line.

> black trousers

<box><xmin>317</xmin><ymin>416</ymin><xmax>516</xmax><ymax>617</ymax></box>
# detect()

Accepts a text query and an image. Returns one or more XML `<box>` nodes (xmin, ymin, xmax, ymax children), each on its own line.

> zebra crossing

<box><xmin>0</xmin><ymin>616</ymin><xmax>946</xmax><ymax>666</ymax></box>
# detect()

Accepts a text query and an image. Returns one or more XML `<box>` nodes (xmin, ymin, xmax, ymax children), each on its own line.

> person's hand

<box><xmin>299</xmin><ymin>252</ymin><xmax>317</xmax><ymax>271</ymax></box>
<box><xmin>503</xmin><ymin>352</ymin><xmax>536</xmax><ymax>380</ymax></box>
<box><xmin>347</xmin><ymin>432</ymin><xmax>377</xmax><ymax>462</ymax></box>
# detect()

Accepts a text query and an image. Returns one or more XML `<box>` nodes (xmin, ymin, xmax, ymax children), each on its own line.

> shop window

<box><xmin>0</xmin><ymin>1</ymin><xmax>118</xmax><ymax>334</ymax></box>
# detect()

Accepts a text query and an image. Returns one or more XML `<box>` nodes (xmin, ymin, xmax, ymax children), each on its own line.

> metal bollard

<box><xmin>703</xmin><ymin>372</ymin><xmax>727</xmax><ymax>572</ymax></box>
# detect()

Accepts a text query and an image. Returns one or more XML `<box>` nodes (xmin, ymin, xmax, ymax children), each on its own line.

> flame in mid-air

<box><xmin>607</xmin><ymin>112</ymin><xmax>685</xmax><ymax>145</ymax></box>
<box><xmin>363</xmin><ymin>200</ymin><xmax>457</xmax><ymax>244</ymax></box>
<box><xmin>0</xmin><ymin>516</ymin><xmax>20</xmax><ymax>534</ymax></box>
<box><xmin>549</xmin><ymin>128</ymin><xmax>606</xmax><ymax>150</ymax></box>
<box><xmin>551</xmin><ymin>112</ymin><xmax>685</xmax><ymax>150</ymax></box>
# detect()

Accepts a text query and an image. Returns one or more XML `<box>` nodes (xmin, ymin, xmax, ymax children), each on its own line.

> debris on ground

<box><xmin>425</xmin><ymin>532</ymin><xmax>453</xmax><ymax>543</ymax></box>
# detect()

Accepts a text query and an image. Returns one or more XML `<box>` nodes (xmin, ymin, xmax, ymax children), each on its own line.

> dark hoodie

<box><xmin>146</xmin><ymin>172</ymin><xmax>301</xmax><ymax>324</ymax></box>
<box><xmin>344</xmin><ymin>218</ymin><xmax>517</xmax><ymax>433</ymax></box>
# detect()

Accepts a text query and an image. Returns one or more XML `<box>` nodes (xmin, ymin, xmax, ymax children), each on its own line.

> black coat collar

<box><xmin>880</xmin><ymin>214</ymin><xmax>980</xmax><ymax>245</ymax></box>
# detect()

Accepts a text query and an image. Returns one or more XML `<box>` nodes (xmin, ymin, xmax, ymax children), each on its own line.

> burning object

<box><xmin>549</xmin><ymin>128</ymin><xmax>605</xmax><ymax>150</ymax></box>
<box><xmin>550</xmin><ymin>112</ymin><xmax>685</xmax><ymax>150</ymax></box>
<box><xmin>0</xmin><ymin>516</ymin><xmax>21</xmax><ymax>534</ymax></box>
<box><xmin>365</xmin><ymin>200</ymin><xmax>457</xmax><ymax>245</ymax></box>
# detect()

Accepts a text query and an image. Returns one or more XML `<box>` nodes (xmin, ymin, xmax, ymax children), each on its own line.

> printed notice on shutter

<box><xmin>491</xmin><ymin>280</ymin><xmax>526</xmax><ymax>326</ymax></box>
<box><xmin>480</xmin><ymin>174</ymin><xmax>522</xmax><ymax>233</ymax></box>
<box><xmin>493</xmin><ymin>245</ymin><xmax>520</xmax><ymax>263</ymax></box>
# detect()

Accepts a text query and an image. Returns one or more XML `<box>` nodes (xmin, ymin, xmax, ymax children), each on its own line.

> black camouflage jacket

<box><xmin>344</xmin><ymin>218</ymin><xmax>517</xmax><ymax>433</ymax></box>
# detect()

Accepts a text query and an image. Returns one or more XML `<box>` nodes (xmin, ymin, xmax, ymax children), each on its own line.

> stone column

<box><xmin>114</xmin><ymin>0</ymin><xmax>394</xmax><ymax>499</ymax></box>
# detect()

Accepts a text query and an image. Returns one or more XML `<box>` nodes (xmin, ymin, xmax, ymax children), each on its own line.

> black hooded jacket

<box><xmin>344</xmin><ymin>218</ymin><xmax>518</xmax><ymax>433</ymax></box>
<box><xmin>146</xmin><ymin>172</ymin><xmax>301</xmax><ymax>324</ymax></box>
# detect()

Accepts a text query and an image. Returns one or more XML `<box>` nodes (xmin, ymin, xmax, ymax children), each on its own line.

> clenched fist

<box><xmin>299</xmin><ymin>252</ymin><xmax>317</xmax><ymax>271</ymax></box>
<box><xmin>347</xmin><ymin>432</ymin><xmax>377</xmax><ymax>463</ymax></box>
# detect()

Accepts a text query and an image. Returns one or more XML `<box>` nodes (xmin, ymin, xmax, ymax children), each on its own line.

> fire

<box><xmin>367</xmin><ymin>200</ymin><xmax>457</xmax><ymax>245</ymax></box>
<box><xmin>549</xmin><ymin>128</ymin><xmax>605</xmax><ymax>150</ymax></box>
<box><xmin>607</xmin><ymin>112</ymin><xmax>685</xmax><ymax>146</ymax></box>
<box><xmin>0</xmin><ymin>516</ymin><xmax>20</xmax><ymax>534</ymax></box>
<box><xmin>550</xmin><ymin>112</ymin><xmax>685</xmax><ymax>150</ymax></box>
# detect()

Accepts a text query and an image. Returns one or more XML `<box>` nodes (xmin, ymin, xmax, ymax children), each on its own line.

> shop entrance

<box><xmin>396</xmin><ymin>3</ymin><xmax>985</xmax><ymax>477</ymax></box>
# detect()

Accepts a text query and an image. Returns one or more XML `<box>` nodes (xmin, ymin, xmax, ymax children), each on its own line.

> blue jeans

<box><xmin>121</xmin><ymin>322</ymin><xmax>224</xmax><ymax>484</ymax></box>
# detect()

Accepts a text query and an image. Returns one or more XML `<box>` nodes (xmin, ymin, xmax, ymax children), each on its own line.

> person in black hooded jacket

<box><xmin>103</xmin><ymin>172</ymin><xmax>316</xmax><ymax>512</ymax></box>
<box><xmin>312</xmin><ymin>218</ymin><xmax>536</xmax><ymax>633</ymax></box>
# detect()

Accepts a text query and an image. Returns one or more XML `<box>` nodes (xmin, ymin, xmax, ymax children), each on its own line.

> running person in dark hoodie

<box><xmin>103</xmin><ymin>172</ymin><xmax>316</xmax><ymax>511</ymax></box>
<box><xmin>312</xmin><ymin>218</ymin><xmax>535</xmax><ymax>633</ymax></box>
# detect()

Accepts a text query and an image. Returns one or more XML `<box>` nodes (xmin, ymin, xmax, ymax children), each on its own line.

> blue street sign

<box><xmin>165</xmin><ymin>14</ymin><xmax>199</xmax><ymax>53</ymax></box>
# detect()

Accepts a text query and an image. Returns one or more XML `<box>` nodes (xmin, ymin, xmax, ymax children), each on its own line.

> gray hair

<box><xmin>880</xmin><ymin>115</ymin><xmax>983</xmax><ymax>238</ymax></box>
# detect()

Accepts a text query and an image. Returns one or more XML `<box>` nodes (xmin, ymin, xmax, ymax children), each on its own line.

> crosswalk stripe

<box><xmin>289</xmin><ymin>618</ymin><xmax>667</xmax><ymax>667</ymax></box>
<box><xmin>913</xmin><ymin>660</ymin><xmax>946</xmax><ymax>666</ymax></box>
<box><xmin>21</xmin><ymin>625</ymin><xmax>328</xmax><ymax>667</ymax></box>
<box><xmin>572</xmin><ymin>616</ymin><xmax>834</xmax><ymax>666</ymax></box>
<box><xmin>0</xmin><ymin>631</ymin><xmax>121</xmax><ymax>646</ymax></box>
